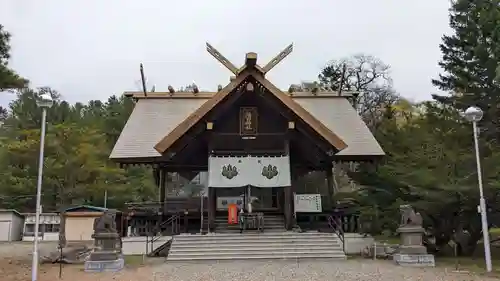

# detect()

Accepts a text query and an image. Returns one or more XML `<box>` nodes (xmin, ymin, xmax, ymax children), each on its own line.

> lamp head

<box><xmin>37</xmin><ymin>93</ymin><xmax>53</xmax><ymax>108</ymax></box>
<box><xmin>464</xmin><ymin>106</ymin><xmax>483</xmax><ymax>122</ymax></box>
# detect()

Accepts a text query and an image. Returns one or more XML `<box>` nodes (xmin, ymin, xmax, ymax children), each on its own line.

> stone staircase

<box><xmin>214</xmin><ymin>214</ymin><xmax>285</xmax><ymax>233</ymax></box>
<box><xmin>166</xmin><ymin>232</ymin><xmax>346</xmax><ymax>261</ymax></box>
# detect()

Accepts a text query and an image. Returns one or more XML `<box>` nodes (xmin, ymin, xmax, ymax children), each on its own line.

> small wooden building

<box><xmin>62</xmin><ymin>205</ymin><xmax>120</xmax><ymax>241</ymax></box>
<box><xmin>0</xmin><ymin>209</ymin><xmax>24</xmax><ymax>241</ymax></box>
<box><xmin>111</xmin><ymin>44</ymin><xmax>384</xmax><ymax>234</ymax></box>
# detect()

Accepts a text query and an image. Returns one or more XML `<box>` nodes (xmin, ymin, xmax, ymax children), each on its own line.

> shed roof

<box><xmin>63</xmin><ymin>205</ymin><xmax>118</xmax><ymax>213</ymax></box>
<box><xmin>0</xmin><ymin>209</ymin><xmax>24</xmax><ymax>218</ymax></box>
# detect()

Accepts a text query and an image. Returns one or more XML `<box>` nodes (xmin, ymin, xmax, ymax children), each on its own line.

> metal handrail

<box><xmin>148</xmin><ymin>214</ymin><xmax>181</xmax><ymax>254</ymax></box>
<box><xmin>328</xmin><ymin>215</ymin><xmax>345</xmax><ymax>253</ymax></box>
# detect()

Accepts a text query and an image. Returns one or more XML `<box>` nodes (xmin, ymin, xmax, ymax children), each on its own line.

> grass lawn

<box><xmin>373</xmin><ymin>235</ymin><xmax>400</xmax><ymax>244</ymax></box>
<box><xmin>373</xmin><ymin>233</ymin><xmax>500</xmax><ymax>276</ymax></box>
<box><xmin>436</xmin><ymin>256</ymin><xmax>500</xmax><ymax>277</ymax></box>
<box><xmin>124</xmin><ymin>255</ymin><xmax>148</xmax><ymax>267</ymax></box>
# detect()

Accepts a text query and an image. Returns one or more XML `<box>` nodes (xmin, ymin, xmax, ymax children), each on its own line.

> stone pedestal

<box><xmin>393</xmin><ymin>253</ymin><xmax>435</xmax><ymax>267</ymax></box>
<box><xmin>393</xmin><ymin>226</ymin><xmax>435</xmax><ymax>267</ymax></box>
<box><xmin>84</xmin><ymin>232</ymin><xmax>124</xmax><ymax>272</ymax></box>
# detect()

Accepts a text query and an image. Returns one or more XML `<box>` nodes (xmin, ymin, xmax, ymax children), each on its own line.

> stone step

<box><xmin>215</xmin><ymin>217</ymin><xmax>284</xmax><ymax>221</ymax></box>
<box><xmin>167</xmin><ymin>253</ymin><xmax>346</xmax><ymax>261</ymax></box>
<box><xmin>214</xmin><ymin>222</ymin><xmax>284</xmax><ymax>226</ymax></box>
<box><xmin>215</xmin><ymin>216</ymin><xmax>284</xmax><ymax>220</ymax></box>
<box><xmin>173</xmin><ymin>233</ymin><xmax>339</xmax><ymax>239</ymax></box>
<box><xmin>216</xmin><ymin>219</ymin><xmax>284</xmax><ymax>223</ymax></box>
<box><xmin>171</xmin><ymin>241</ymin><xmax>339</xmax><ymax>248</ymax></box>
<box><xmin>167</xmin><ymin>251</ymin><xmax>346</xmax><ymax>261</ymax></box>
<box><xmin>173</xmin><ymin>239</ymin><xmax>340</xmax><ymax>246</ymax></box>
<box><xmin>215</xmin><ymin>225</ymin><xmax>285</xmax><ymax>229</ymax></box>
<box><xmin>167</xmin><ymin>254</ymin><xmax>346</xmax><ymax>261</ymax></box>
<box><xmin>166</xmin><ymin>231</ymin><xmax>346</xmax><ymax>261</ymax></box>
<box><xmin>172</xmin><ymin>240</ymin><xmax>342</xmax><ymax>246</ymax></box>
<box><xmin>170</xmin><ymin>245</ymin><xmax>342</xmax><ymax>252</ymax></box>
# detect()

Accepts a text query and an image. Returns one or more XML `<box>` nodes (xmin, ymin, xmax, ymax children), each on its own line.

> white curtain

<box><xmin>248</xmin><ymin>156</ymin><xmax>291</xmax><ymax>187</ymax></box>
<box><xmin>208</xmin><ymin>156</ymin><xmax>249</xmax><ymax>187</ymax></box>
<box><xmin>208</xmin><ymin>156</ymin><xmax>291</xmax><ymax>188</ymax></box>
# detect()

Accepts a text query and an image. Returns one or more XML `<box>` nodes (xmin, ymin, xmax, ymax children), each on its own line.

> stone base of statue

<box><xmin>393</xmin><ymin>226</ymin><xmax>435</xmax><ymax>267</ymax></box>
<box><xmin>393</xmin><ymin>253</ymin><xmax>435</xmax><ymax>267</ymax></box>
<box><xmin>84</xmin><ymin>232</ymin><xmax>124</xmax><ymax>272</ymax></box>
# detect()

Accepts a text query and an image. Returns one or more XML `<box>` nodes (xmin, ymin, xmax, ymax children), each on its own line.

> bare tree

<box><xmin>316</xmin><ymin>55</ymin><xmax>400</xmax><ymax>192</ymax></box>
<box><xmin>319</xmin><ymin>54</ymin><xmax>399</xmax><ymax>130</ymax></box>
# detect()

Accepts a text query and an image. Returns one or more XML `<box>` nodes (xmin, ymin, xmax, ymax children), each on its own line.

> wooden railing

<box><xmin>331</xmin><ymin>210</ymin><xmax>362</xmax><ymax>233</ymax></box>
<box><xmin>126</xmin><ymin>197</ymin><xmax>208</xmax><ymax>214</ymax></box>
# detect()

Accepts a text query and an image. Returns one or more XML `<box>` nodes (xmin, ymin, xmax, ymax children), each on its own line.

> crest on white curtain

<box><xmin>208</xmin><ymin>156</ymin><xmax>291</xmax><ymax>188</ymax></box>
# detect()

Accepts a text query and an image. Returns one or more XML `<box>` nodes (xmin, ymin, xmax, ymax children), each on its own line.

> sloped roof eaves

<box><xmin>109</xmin><ymin>98</ymin><xmax>207</xmax><ymax>160</ymax></box>
<box><xmin>63</xmin><ymin>205</ymin><xmax>120</xmax><ymax>213</ymax></box>
<box><xmin>0</xmin><ymin>209</ymin><xmax>24</xmax><ymax>218</ymax></box>
<box><xmin>109</xmin><ymin>95</ymin><xmax>383</xmax><ymax>159</ymax></box>
<box><xmin>63</xmin><ymin>205</ymin><xmax>108</xmax><ymax>212</ymax></box>
<box><xmin>153</xmin><ymin>72</ymin><xmax>250</xmax><ymax>153</ymax></box>
<box><xmin>253</xmin><ymin>75</ymin><xmax>348</xmax><ymax>151</ymax></box>
<box><xmin>294</xmin><ymin>98</ymin><xmax>385</xmax><ymax>156</ymax></box>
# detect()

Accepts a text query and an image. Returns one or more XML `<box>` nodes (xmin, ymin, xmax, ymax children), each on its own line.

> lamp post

<box><xmin>31</xmin><ymin>93</ymin><xmax>53</xmax><ymax>281</ymax></box>
<box><xmin>464</xmin><ymin>106</ymin><xmax>492</xmax><ymax>272</ymax></box>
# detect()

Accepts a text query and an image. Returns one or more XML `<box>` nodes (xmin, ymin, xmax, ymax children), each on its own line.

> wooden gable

<box><xmin>154</xmin><ymin>47</ymin><xmax>348</xmax><ymax>155</ymax></box>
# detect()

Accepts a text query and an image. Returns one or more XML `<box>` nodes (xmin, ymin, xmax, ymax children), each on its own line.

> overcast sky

<box><xmin>1</xmin><ymin>0</ymin><xmax>452</xmax><ymax>106</ymax></box>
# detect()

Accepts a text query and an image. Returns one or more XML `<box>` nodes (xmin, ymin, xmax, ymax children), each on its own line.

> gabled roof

<box><xmin>63</xmin><ymin>205</ymin><xmax>117</xmax><ymax>213</ymax></box>
<box><xmin>154</xmin><ymin>69</ymin><xmax>348</xmax><ymax>154</ymax></box>
<box><xmin>109</xmin><ymin>95</ymin><xmax>384</xmax><ymax>161</ymax></box>
<box><xmin>0</xmin><ymin>209</ymin><xmax>23</xmax><ymax>218</ymax></box>
<box><xmin>109</xmin><ymin>44</ymin><xmax>384</xmax><ymax>162</ymax></box>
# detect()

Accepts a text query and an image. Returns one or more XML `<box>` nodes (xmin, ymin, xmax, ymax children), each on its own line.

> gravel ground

<box><xmin>0</xmin><ymin>242</ymin><xmax>496</xmax><ymax>281</ymax></box>
<box><xmin>2</xmin><ymin>259</ymin><xmax>498</xmax><ymax>281</ymax></box>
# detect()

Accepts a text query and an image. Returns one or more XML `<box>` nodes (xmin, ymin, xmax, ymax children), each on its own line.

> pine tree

<box><xmin>432</xmin><ymin>0</ymin><xmax>500</xmax><ymax>139</ymax></box>
<box><xmin>0</xmin><ymin>25</ymin><xmax>28</xmax><ymax>90</ymax></box>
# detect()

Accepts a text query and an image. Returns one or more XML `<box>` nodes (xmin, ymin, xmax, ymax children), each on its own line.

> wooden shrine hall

<box><xmin>110</xmin><ymin>43</ymin><xmax>384</xmax><ymax>234</ymax></box>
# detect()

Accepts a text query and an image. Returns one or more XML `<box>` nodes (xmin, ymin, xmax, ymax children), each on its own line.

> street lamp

<box><xmin>31</xmin><ymin>93</ymin><xmax>53</xmax><ymax>281</ymax></box>
<box><xmin>464</xmin><ymin>106</ymin><xmax>492</xmax><ymax>272</ymax></box>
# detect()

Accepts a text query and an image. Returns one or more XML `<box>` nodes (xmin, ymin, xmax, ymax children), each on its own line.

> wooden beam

<box><xmin>206</xmin><ymin>42</ymin><xmax>239</xmax><ymax>75</ymax></box>
<box><xmin>65</xmin><ymin>212</ymin><xmax>103</xmax><ymax>217</ymax></box>
<box><xmin>154</xmin><ymin>72</ymin><xmax>250</xmax><ymax>154</ymax></box>
<box><xmin>124</xmin><ymin>92</ymin><xmax>216</xmax><ymax>99</ymax></box>
<box><xmin>205</xmin><ymin>83</ymin><xmax>247</xmax><ymax>121</ymax></box>
<box><xmin>262</xmin><ymin>43</ymin><xmax>293</xmax><ymax>74</ymax></box>
<box><xmin>255</xmin><ymin>88</ymin><xmax>338</xmax><ymax>155</ymax></box>
<box><xmin>245</xmin><ymin>52</ymin><xmax>257</xmax><ymax>67</ymax></box>
<box><xmin>124</xmin><ymin>91</ymin><xmax>358</xmax><ymax>99</ymax></box>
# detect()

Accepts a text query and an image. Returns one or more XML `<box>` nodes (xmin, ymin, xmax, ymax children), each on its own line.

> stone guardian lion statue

<box><xmin>399</xmin><ymin>204</ymin><xmax>423</xmax><ymax>227</ymax></box>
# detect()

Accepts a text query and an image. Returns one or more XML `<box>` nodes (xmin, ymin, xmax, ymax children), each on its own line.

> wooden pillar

<box><xmin>284</xmin><ymin>186</ymin><xmax>292</xmax><ymax>230</ymax></box>
<box><xmin>325</xmin><ymin>165</ymin><xmax>334</xmax><ymax>210</ymax></box>
<box><xmin>283</xmin><ymin>137</ymin><xmax>292</xmax><ymax>230</ymax></box>
<box><xmin>161</xmin><ymin>169</ymin><xmax>167</xmax><ymax>214</ymax></box>
<box><xmin>208</xmin><ymin>186</ymin><xmax>216</xmax><ymax>232</ymax></box>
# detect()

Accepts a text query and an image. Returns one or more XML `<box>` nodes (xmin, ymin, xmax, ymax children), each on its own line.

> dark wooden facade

<box><xmin>116</xmin><ymin>44</ymin><xmax>384</xmax><ymax>235</ymax></box>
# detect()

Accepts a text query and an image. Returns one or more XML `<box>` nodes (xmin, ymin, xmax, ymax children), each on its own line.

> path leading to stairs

<box><xmin>3</xmin><ymin>259</ymin><xmax>492</xmax><ymax>281</ymax></box>
<box><xmin>0</xmin><ymin>242</ymin><xmax>494</xmax><ymax>281</ymax></box>
<box><xmin>151</xmin><ymin>260</ymin><xmax>492</xmax><ymax>281</ymax></box>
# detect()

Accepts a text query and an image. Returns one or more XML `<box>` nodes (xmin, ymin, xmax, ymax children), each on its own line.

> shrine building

<box><xmin>110</xmin><ymin>43</ymin><xmax>384</xmax><ymax>236</ymax></box>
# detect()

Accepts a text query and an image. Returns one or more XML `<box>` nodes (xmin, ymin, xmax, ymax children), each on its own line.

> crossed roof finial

<box><xmin>206</xmin><ymin>42</ymin><xmax>293</xmax><ymax>76</ymax></box>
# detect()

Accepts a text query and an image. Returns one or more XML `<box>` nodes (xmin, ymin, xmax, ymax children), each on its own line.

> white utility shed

<box><xmin>0</xmin><ymin>209</ymin><xmax>24</xmax><ymax>241</ymax></box>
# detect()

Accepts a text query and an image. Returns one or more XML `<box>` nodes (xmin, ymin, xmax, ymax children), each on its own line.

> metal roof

<box><xmin>294</xmin><ymin>98</ymin><xmax>384</xmax><ymax>156</ymax></box>
<box><xmin>110</xmin><ymin>96</ymin><xmax>384</xmax><ymax>161</ymax></box>
<box><xmin>110</xmin><ymin>98</ymin><xmax>207</xmax><ymax>159</ymax></box>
